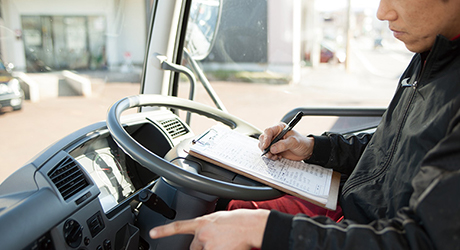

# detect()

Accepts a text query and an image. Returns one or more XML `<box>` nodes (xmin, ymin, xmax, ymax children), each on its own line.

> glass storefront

<box><xmin>21</xmin><ymin>15</ymin><xmax>106</xmax><ymax>72</ymax></box>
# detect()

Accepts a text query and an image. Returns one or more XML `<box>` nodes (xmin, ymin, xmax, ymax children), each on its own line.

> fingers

<box><xmin>150</xmin><ymin>210</ymin><xmax>270</xmax><ymax>250</ymax></box>
<box><xmin>189</xmin><ymin>237</ymin><xmax>205</xmax><ymax>250</ymax></box>
<box><xmin>265</xmin><ymin>135</ymin><xmax>293</xmax><ymax>160</ymax></box>
<box><xmin>260</xmin><ymin>127</ymin><xmax>314</xmax><ymax>161</ymax></box>
<box><xmin>150</xmin><ymin>219</ymin><xmax>198</xmax><ymax>239</ymax></box>
<box><xmin>259</xmin><ymin>123</ymin><xmax>286</xmax><ymax>150</ymax></box>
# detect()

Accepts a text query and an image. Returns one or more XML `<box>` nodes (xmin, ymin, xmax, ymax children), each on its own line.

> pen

<box><xmin>261</xmin><ymin>111</ymin><xmax>303</xmax><ymax>156</ymax></box>
<box><xmin>192</xmin><ymin>129</ymin><xmax>211</xmax><ymax>144</ymax></box>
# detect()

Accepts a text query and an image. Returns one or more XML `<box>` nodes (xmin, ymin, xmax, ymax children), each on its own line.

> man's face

<box><xmin>377</xmin><ymin>0</ymin><xmax>460</xmax><ymax>53</ymax></box>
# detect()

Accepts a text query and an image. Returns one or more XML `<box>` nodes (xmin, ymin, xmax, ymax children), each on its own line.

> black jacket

<box><xmin>262</xmin><ymin>35</ymin><xmax>460</xmax><ymax>249</ymax></box>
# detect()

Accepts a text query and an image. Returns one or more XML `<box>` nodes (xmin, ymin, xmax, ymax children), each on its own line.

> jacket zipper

<box><xmin>341</xmin><ymin>71</ymin><xmax>420</xmax><ymax>197</ymax></box>
<box><xmin>340</xmin><ymin>37</ymin><xmax>446</xmax><ymax>204</ymax></box>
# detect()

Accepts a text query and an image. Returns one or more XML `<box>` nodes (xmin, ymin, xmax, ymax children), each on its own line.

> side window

<box><xmin>180</xmin><ymin>0</ymin><xmax>413</xmax><ymax>135</ymax></box>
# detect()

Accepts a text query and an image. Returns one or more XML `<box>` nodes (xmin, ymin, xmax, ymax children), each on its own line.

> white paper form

<box><xmin>191</xmin><ymin>125</ymin><xmax>333</xmax><ymax>201</ymax></box>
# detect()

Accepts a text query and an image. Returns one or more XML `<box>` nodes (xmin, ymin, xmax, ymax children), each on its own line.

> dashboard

<box><xmin>0</xmin><ymin>106</ymin><xmax>275</xmax><ymax>249</ymax></box>
<box><xmin>0</xmin><ymin>110</ymin><xmax>195</xmax><ymax>250</ymax></box>
<box><xmin>73</xmin><ymin>137</ymin><xmax>136</xmax><ymax>213</ymax></box>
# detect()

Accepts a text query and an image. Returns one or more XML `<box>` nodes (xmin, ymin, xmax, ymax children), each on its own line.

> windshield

<box><xmin>178</xmin><ymin>0</ymin><xmax>413</xmax><ymax>135</ymax></box>
<box><xmin>0</xmin><ymin>0</ymin><xmax>414</xmax><ymax>183</ymax></box>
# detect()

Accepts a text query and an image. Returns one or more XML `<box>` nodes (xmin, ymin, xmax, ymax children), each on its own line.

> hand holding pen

<box><xmin>261</xmin><ymin>111</ymin><xmax>303</xmax><ymax>156</ymax></box>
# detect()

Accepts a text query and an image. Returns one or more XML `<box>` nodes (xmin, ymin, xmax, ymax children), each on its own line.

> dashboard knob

<box><xmin>63</xmin><ymin>219</ymin><xmax>83</xmax><ymax>248</ymax></box>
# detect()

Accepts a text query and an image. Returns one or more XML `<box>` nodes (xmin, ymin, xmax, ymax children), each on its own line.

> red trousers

<box><xmin>227</xmin><ymin>194</ymin><xmax>343</xmax><ymax>222</ymax></box>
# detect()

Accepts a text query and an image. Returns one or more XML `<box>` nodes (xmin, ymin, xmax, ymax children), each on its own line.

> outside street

<box><xmin>0</xmin><ymin>37</ymin><xmax>413</xmax><ymax>183</ymax></box>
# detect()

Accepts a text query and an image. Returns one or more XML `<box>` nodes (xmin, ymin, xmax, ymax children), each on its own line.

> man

<box><xmin>150</xmin><ymin>0</ymin><xmax>460</xmax><ymax>248</ymax></box>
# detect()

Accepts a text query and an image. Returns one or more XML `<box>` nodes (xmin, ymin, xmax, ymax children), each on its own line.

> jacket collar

<box><xmin>399</xmin><ymin>35</ymin><xmax>459</xmax><ymax>88</ymax></box>
<box><xmin>420</xmin><ymin>35</ymin><xmax>460</xmax><ymax>80</ymax></box>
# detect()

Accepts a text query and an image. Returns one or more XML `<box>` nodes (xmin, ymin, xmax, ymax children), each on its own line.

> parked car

<box><xmin>304</xmin><ymin>42</ymin><xmax>346</xmax><ymax>64</ymax></box>
<box><xmin>0</xmin><ymin>59</ymin><xmax>23</xmax><ymax>111</ymax></box>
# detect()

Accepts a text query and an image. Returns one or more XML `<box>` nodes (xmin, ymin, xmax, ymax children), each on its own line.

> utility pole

<box><xmin>345</xmin><ymin>0</ymin><xmax>352</xmax><ymax>72</ymax></box>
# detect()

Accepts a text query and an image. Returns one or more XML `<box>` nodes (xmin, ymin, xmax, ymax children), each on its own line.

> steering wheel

<box><xmin>107</xmin><ymin>94</ymin><xmax>282</xmax><ymax>200</ymax></box>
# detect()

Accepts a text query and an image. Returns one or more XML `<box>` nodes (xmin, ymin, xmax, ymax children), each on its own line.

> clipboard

<box><xmin>189</xmin><ymin>125</ymin><xmax>340</xmax><ymax>210</ymax></box>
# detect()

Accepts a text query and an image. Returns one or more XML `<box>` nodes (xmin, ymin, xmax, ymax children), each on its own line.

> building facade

<box><xmin>0</xmin><ymin>0</ymin><xmax>148</xmax><ymax>72</ymax></box>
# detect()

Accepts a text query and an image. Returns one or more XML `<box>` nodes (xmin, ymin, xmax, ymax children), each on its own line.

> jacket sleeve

<box><xmin>262</xmin><ymin>109</ymin><xmax>460</xmax><ymax>250</ymax></box>
<box><xmin>262</xmin><ymin>167</ymin><xmax>460</xmax><ymax>250</ymax></box>
<box><xmin>305</xmin><ymin>132</ymin><xmax>373</xmax><ymax>175</ymax></box>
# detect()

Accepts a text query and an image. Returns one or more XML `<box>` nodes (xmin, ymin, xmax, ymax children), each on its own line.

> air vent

<box><xmin>160</xmin><ymin>118</ymin><xmax>189</xmax><ymax>139</ymax></box>
<box><xmin>48</xmin><ymin>156</ymin><xmax>89</xmax><ymax>200</ymax></box>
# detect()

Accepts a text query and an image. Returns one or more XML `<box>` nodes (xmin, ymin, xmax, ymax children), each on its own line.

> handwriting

<box><xmin>191</xmin><ymin>126</ymin><xmax>332</xmax><ymax>197</ymax></box>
